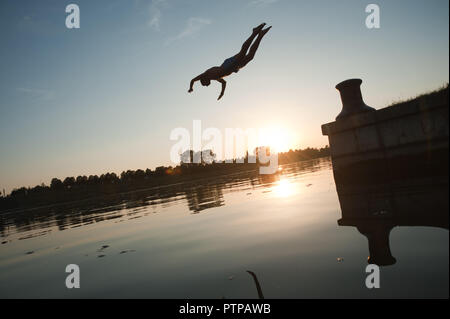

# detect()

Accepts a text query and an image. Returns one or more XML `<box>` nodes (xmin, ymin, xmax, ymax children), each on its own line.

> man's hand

<box><xmin>189</xmin><ymin>74</ymin><xmax>203</xmax><ymax>94</ymax></box>
<box><xmin>217</xmin><ymin>79</ymin><xmax>226</xmax><ymax>101</ymax></box>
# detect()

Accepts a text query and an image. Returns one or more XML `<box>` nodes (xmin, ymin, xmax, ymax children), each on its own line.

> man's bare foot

<box><xmin>253</xmin><ymin>23</ymin><xmax>266</xmax><ymax>33</ymax></box>
<box><xmin>260</xmin><ymin>26</ymin><xmax>272</xmax><ymax>36</ymax></box>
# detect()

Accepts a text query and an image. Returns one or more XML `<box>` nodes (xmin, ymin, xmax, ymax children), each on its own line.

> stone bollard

<box><xmin>335</xmin><ymin>79</ymin><xmax>375</xmax><ymax>120</ymax></box>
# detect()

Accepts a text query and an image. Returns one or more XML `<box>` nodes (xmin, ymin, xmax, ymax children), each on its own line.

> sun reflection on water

<box><xmin>273</xmin><ymin>178</ymin><xmax>297</xmax><ymax>197</ymax></box>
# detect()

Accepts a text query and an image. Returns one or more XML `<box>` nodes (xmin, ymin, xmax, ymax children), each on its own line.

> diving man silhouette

<box><xmin>188</xmin><ymin>23</ymin><xmax>272</xmax><ymax>100</ymax></box>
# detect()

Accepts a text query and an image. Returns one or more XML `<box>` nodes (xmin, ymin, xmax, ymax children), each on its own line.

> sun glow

<box><xmin>258</xmin><ymin>126</ymin><xmax>291</xmax><ymax>153</ymax></box>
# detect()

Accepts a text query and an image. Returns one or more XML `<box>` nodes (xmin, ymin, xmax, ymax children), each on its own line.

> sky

<box><xmin>0</xmin><ymin>0</ymin><xmax>449</xmax><ymax>193</ymax></box>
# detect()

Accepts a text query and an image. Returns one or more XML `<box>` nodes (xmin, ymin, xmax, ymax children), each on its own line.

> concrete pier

<box><xmin>322</xmin><ymin>79</ymin><xmax>448</xmax><ymax>183</ymax></box>
<box><xmin>322</xmin><ymin>79</ymin><xmax>449</xmax><ymax>266</ymax></box>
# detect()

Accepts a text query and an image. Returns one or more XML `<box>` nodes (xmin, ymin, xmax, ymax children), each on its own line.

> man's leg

<box><xmin>240</xmin><ymin>26</ymin><xmax>271</xmax><ymax>67</ymax></box>
<box><xmin>235</xmin><ymin>23</ymin><xmax>266</xmax><ymax>60</ymax></box>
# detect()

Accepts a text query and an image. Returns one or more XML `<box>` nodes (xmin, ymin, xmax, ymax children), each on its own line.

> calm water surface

<box><xmin>0</xmin><ymin>158</ymin><xmax>448</xmax><ymax>298</ymax></box>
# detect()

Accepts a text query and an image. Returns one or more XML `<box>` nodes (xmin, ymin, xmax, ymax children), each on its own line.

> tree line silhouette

<box><xmin>0</xmin><ymin>146</ymin><xmax>329</xmax><ymax>211</ymax></box>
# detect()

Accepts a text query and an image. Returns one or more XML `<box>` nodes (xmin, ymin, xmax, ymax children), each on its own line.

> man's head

<box><xmin>200</xmin><ymin>78</ymin><xmax>211</xmax><ymax>86</ymax></box>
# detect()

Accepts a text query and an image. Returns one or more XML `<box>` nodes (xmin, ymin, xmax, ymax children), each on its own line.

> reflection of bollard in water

<box><xmin>335</xmin><ymin>78</ymin><xmax>375</xmax><ymax>120</ymax></box>
<box><xmin>357</xmin><ymin>221</ymin><xmax>397</xmax><ymax>266</ymax></box>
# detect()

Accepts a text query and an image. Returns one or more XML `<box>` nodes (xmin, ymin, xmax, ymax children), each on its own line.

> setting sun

<box><xmin>258</xmin><ymin>126</ymin><xmax>291</xmax><ymax>152</ymax></box>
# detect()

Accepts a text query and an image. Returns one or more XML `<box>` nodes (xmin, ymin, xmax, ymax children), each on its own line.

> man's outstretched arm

<box><xmin>217</xmin><ymin>79</ymin><xmax>226</xmax><ymax>100</ymax></box>
<box><xmin>189</xmin><ymin>75</ymin><xmax>202</xmax><ymax>93</ymax></box>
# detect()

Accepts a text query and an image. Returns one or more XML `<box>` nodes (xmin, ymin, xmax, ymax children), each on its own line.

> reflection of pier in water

<box><xmin>336</xmin><ymin>177</ymin><xmax>448</xmax><ymax>266</ymax></box>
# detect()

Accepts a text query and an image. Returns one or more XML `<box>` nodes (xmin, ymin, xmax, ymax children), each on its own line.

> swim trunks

<box><xmin>221</xmin><ymin>56</ymin><xmax>239</xmax><ymax>73</ymax></box>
